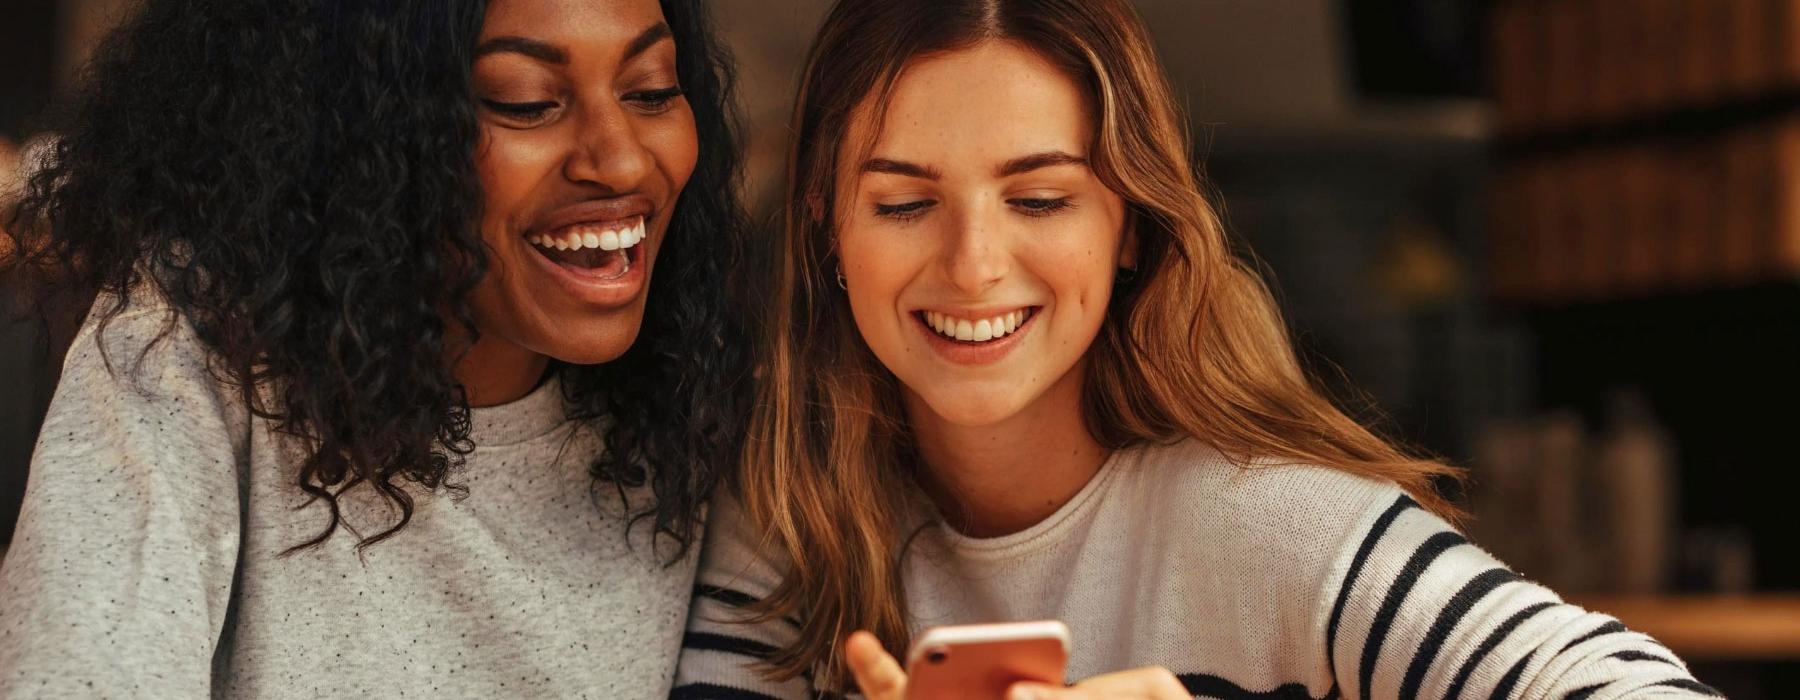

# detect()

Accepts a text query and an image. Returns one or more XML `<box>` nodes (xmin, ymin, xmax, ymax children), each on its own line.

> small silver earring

<box><xmin>835</xmin><ymin>266</ymin><xmax>848</xmax><ymax>290</ymax></box>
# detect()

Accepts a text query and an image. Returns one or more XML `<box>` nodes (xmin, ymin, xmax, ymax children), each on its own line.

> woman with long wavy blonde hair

<box><xmin>673</xmin><ymin>1</ymin><xmax>1713</xmax><ymax>698</ymax></box>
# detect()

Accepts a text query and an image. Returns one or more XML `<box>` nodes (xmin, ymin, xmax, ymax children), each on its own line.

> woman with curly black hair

<box><xmin>0</xmin><ymin>0</ymin><xmax>750</xmax><ymax>696</ymax></box>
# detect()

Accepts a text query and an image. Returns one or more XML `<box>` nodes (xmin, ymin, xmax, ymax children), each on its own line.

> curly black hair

<box><xmin>3</xmin><ymin>0</ymin><xmax>752</xmax><ymax>556</ymax></box>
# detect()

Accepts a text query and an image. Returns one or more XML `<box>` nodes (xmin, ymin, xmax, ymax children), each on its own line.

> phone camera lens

<box><xmin>925</xmin><ymin>647</ymin><xmax>948</xmax><ymax>665</ymax></box>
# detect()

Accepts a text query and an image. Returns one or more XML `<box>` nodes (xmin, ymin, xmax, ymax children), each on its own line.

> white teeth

<box><xmin>528</xmin><ymin>217</ymin><xmax>648</xmax><ymax>252</ymax></box>
<box><xmin>925</xmin><ymin>309</ymin><xmax>1031</xmax><ymax>342</ymax></box>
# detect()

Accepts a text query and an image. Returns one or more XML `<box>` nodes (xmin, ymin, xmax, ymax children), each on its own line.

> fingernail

<box><xmin>1007</xmin><ymin>687</ymin><xmax>1040</xmax><ymax>700</ymax></box>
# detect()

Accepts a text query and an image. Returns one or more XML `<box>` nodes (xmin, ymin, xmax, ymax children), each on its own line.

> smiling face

<box><xmin>834</xmin><ymin>40</ymin><xmax>1133</xmax><ymax>429</ymax></box>
<box><xmin>467</xmin><ymin>0</ymin><xmax>698</xmax><ymax>367</ymax></box>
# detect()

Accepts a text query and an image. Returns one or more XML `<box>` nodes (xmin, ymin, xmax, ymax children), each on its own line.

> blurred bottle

<box><xmin>1470</xmin><ymin>420</ymin><xmax>1541</xmax><ymax>576</ymax></box>
<box><xmin>1536</xmin><ymin>411</ymin><xmax>1592</xmax><ymax>592</ymax></box>
<box><xmin>1593</xmin><ymin>390</ymin><xmax>1676</xmax><ymax>594</ymax></box>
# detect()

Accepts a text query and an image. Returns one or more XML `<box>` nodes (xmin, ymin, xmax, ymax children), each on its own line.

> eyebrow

<box><xmin>473</xmin><ymin>22</ymin><xmax>672</xmax><ymax>66</ymax></box>
<box><xmin>861</xmin><ymin>158</ymin><xmax>942</xmax><ymax>181</ymax></box>
<box><xmin>996</xmin><ymin>151</ymin><xmax>1088</xmax><ymax>177</ymax></box>
<box><xmin>860</xmin><ymin>151</ymin><xmax>1089</xmax><ymax>181</ymax></box>
<box><xmin>475</xmin><ymin>36</ymin><xmax>567</xmax><ymax>65</ymax></box>
<box><xmin>622</xmin><ymin>23</ymin><xmax>673</xmax><ymax>62</ymax></box>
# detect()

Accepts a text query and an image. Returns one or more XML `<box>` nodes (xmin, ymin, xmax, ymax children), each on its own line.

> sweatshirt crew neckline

<box><xmin>468</xmin><ymin>374</ymin><xmax>569</xmax><ymax>448</ymax></box>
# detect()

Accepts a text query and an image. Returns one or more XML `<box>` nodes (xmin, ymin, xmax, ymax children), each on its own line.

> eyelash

<box><xmin>479</xmin><ymin>86</ymin><xmax>684</xmax><ymax>123</ymax></box>
<box><xmin>872</xmin><ymin>197</ymin><xmax>1075</xmax><ymax>221</ymax></box>
<box><xmin>1013</xmin><ymin>197</ymin><xmax>1074</xmax><ymax>216</ymax></box>
<box><xmin>482</xmin><ymin>99</ymin><xmax>558</xmax><ymax>120</ymax></box>
<box><xmin>626</xmin><ymin>86</ymin><xmax>685</xmax><ymax>113</ymax></box>
<box><xmin>873</xmin><ymin>200</ymin><xmax>934</xmax><ymax>221</ymax></box>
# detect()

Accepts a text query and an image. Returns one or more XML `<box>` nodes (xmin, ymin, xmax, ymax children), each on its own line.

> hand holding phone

<box><xmin>902</xmin><ymin>621</ymin><xmax>1069</xmax><ymax>699</ymax></box>
<box><xmin>847</xmin><ymin>623</ymin><xmax>1185</xmax><ymax>699</ymax></box>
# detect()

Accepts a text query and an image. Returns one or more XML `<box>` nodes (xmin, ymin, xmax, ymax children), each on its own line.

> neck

<box><xmin>451</xmin><ymin>331</ymin><xmax>550</xmax><ymax>408</ymax></box>
<box><xmin>905</xmin><ymin>360</ymin><xmax>1109</xmax><ymax>538</ymax></box>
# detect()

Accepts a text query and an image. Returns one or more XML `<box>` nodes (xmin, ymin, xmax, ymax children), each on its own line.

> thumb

<box><xmin>845</xmin><ymin>631</ymin><xmax>908</xmax><ymax>700</ymax></box>
<box><xmin>1005</xmin><ymin>682</ymin><xmax>1087</xmax><ymax>700</ymax></box>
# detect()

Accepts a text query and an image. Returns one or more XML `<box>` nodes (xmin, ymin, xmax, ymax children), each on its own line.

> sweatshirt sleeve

<box><xmin>0</xmin><ymin>301</ymin><xmax>248</xmax><ymax>697</ymax></box>
<box><xmin>671</xmin><ymin>494</ymin><xmax>817</xmax><ymax>700</ymax></box>
<box><xmin>1321</xmin><ymin>492</ymin><xmax>1720</xmax><ymax>700</ymax></box>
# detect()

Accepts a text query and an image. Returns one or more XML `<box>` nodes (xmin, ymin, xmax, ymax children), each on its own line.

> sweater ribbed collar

<box><xmin>468</xmin><ymin>374</ymin><xmax>570</xmax><ymax>448</ymax></box>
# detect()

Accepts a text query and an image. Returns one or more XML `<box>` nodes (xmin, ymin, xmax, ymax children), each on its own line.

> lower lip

<box><xmin>523</xmin><ymin>230</ymin><xmax>649</xmax><ymax>308</ymax></box>
<box><xmin>914</xmin><ymin>309</ymin><xmax>1039</xmax><ymax>366</ymax></box>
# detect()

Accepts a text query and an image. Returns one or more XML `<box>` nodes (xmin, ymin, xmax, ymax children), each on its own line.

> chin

<box><xmin>916</xmin><ymin>388</ymin><xmax>1030</xmax><ymax>428</ymax></box>
<box><xmin>544</xmin><ymin>325</ymin><xmax>643</xmax><ymax>365</ymax></box>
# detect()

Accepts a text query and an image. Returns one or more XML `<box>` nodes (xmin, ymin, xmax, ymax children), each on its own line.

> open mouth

<box><xmin>914</xmin><ymin>307</ymin><xmax>1040</xmax><ymax>344</ymax></box>
<box><xmin>525</xmin><ymin>216</ymin><xmax>646</xmax><ymax>280</ymax></box>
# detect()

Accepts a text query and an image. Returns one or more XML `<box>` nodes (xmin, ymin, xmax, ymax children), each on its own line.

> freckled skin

<box><xmin>835</xmin><ymin>41</ymin><xmax>1131</xmax><ymax>431</ymax></box>
<box><xmin>833</xmin><ymin>41</ymin><xmax>1138</xmax><ymax>537</ymax></box>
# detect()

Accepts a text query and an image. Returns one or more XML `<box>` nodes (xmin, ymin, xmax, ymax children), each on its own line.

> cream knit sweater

<box><xmin>675</xmin><ymin>440</ymin><xmax>1716</xmax><ymax>699</ymax></box>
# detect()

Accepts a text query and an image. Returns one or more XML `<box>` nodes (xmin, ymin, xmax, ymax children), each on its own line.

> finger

<box><xmin>1081</xmin><ymin>667</ymin><xmax>1188</xmax><ymax>698</ymax></box>
<box><xmin>845</xmin><ymin>630</ymin><xmax>908</xmax><ymax>700</ymax></box>
<box><xmin>1007</xmin><ymin>666</ymin><xmax>1188</xmax><ymax>700</ymax></box>
<box><xmin>1006</xmin><ymin>681</ymin><xmax>1077</xmax><ymax>700</ymax></box>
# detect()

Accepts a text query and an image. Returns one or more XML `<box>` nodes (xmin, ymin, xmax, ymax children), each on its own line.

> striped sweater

<box><xmin>674</xmin><ymin>439</ymin><xmax>1719</xmax><ymax>699</ymax></box>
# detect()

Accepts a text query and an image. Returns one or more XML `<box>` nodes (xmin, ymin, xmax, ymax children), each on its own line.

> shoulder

<box><xmin>1112</xmin><ymin>439</ymin><xmax>1418</xmax><ymax>588</ymax></box>
<box><xmin>1120</xmin><ymin>439</ymin><xmax>1409</xmax><ymax>541</ymax></box>
<box><xmin>42</xmin><ymin>287</ymin><xmax>249</xmax><ymax>457</ymax></box>
<box><xmin>63</xmin><ymin>288</ymin><xmax>218</xmax><ymax>395</ymax></box>
<box><xmin>694</xmin><ymin>491</ymin><xmax>790</xmax><ymax>599</ymax></box>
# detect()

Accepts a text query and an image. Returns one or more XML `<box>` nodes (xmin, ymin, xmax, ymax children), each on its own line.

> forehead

<box><xmin>481</xmin><ymin>0</ymin><xmax>666</xmax><ymax>43</ymax></box>
<box><xmin>855</xmin><ymin>40</ymin><xmax>1093</xmax><ymax>167</ymax></box>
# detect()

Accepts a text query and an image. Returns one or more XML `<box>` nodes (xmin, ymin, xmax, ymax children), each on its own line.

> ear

<box><xmin>1117</xmin><ymin>216</ymin><xmax>1140</xmax><ymax>271</ymax></box>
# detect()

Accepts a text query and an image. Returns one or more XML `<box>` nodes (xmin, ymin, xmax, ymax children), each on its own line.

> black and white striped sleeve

<box><xmin>672</xmin><ymin>496</ymin><xmax>816</xmax><ymax>700</ymax></box>
<box><xmin>1323</xmin><ymin>494</ymin><xmax>1722</xmax><ymax>700</ymax></box>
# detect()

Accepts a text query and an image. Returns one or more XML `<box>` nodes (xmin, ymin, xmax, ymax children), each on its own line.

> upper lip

<box><xmin>915</xmin><ymin>305</ymin><xmax>1039</xmax><ymax>320</ymax></box>
<box><xmin>530</xmin><ymin>195</ymin><xmax>655</xmax><ymax>236</ymax></box>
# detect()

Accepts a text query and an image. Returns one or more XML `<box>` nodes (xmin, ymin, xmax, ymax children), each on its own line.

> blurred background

<box><xmin>3</xmin><ymin>0</ymin><xmax>1797</xmax><ymax>695</ymax></box>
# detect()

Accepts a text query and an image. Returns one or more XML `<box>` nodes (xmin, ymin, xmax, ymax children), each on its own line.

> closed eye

<box><xmin>1010</xmin><ymin>197</ymin><xmax>1074</xmax><ymax>216</ymax></box>
<box><xmin>481</xmin><ymin>99</ymin><xmax>558</xmax><ymax>122</ymax></box>
<box><xmin>625</xmin><ymin>86</ymin><xmax>685</xmax><ymax>114</ymax></box>
<box><xmin>874</xmin><ymin>200</ymin><xmax>934</xmax><ymax>221</ymax></box>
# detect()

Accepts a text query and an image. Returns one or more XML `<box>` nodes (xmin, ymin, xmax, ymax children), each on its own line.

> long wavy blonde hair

<box><xmin>737</xmin><ymin>0</ymin><xmax>1463</xmax><ymax>688</ymax></box>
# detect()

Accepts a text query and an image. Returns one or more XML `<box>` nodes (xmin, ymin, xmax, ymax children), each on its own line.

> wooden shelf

<box><xmin>1495</xmin><ymin>92</ymin><xmax>1800</xmax><ymax>159</ymax></box>
<box><xmin>1569</xmin><ymin>594</ymin><xmax>1800</xmax><ymax>661</ymax></box>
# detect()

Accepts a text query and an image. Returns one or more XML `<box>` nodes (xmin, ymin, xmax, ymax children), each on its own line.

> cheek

<box><xmin>474</xmin><ymin>127</ymin><xmax>556</xmax><ymax>237</ymax></box>
<box><xmin>646</xmin><ymin>107</ymin><xmax>700</xmax><ymax>193</ymax></box>
<box><xmin>1041</xmin><ymin>217</ymin><xmax>1124</xmax><ymax>329</ymax></box>
<box><xmin>838</xmin><ymin>226</ymin><xmax>922</xmax><ymax>338</ymax></box>
<box><xmin>466</xmin><ymin>128</ymin><xmax>561</xmax><ymax>338</ymax></box>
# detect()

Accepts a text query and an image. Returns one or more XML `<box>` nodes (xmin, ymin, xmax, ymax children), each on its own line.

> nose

<box><xmin>943</xmin><ymin>203</ymin><xmax>1010</xmax><ymax>296</ymax></box>
<box><xmin>562</xmin><ymin>103</ymin><xmax>654</xmax><ymax>192</ymax></box>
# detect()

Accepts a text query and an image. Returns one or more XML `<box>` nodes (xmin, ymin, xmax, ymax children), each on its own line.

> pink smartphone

<box><xmin>903</xmin><ymin>621</ymin><xmax>1070</xmax><ymax>699</ymax></box>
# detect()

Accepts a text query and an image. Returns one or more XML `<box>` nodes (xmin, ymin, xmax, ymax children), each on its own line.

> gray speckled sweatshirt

<box><xmin>0</xmin><ymin>294</ymin><xmax>697</xmax><ymax>698</ymax></box>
